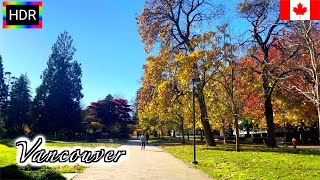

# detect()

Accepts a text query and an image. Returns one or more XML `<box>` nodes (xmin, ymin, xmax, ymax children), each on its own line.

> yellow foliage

<box><xmin>90</xmin><ymin>122</ymin><xmax>105</xmax><ymax>130</ymax></box>
<box><xmin>24</xmin><ymin>125</ymin><xmax>31</xmax><ymax>134</ymax></box>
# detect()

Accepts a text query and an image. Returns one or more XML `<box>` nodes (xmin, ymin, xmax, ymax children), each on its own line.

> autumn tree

<box><xmin>137</xmin><ymin>0</ymin><xmax>224</xmax><ymax>146</ymax></box>
<box><xmin>113</xmin><ymin>98</ymin><xmax>133</xmax><ymax>136</ymax></box>
<box><xmin>206</xmin><ymin>81</ymin><xmax>232</xmax><ymax>144</ymax></box>
<box><xmin>157</xmin><ymin>78</ymin><xmax>191</xmax><ymax>143</ymax></box>
<box><xmin>83</xmin><ymin>100</ymin><xmax>106</xmax><ymax>135</ymax></box>
<box><xmin>214</xmin><ymin>24</ymin><xmax>243</xmax><ymax>150</ymax></box>
<box><xmin>137</xmin><ymin>55</ymin><xmax>172</xmax><ymax>136</ymax></box>
<box><xmin>237</xmin><ymin>0</ymin><xmax>299</xmax><ymax>147</ymax></box>
<box><xmin>205</xmin><ymin>24</ymin><xmax>258</xmax><ymax>151</ymax></box>
<box><xmin>87</xmin><ymin>95</ymin><xmax>133</xmax><ymax>138</ymax></box>
<box><xmin>284</xmin><ymin>21</ymin><xmax>320</xmax><ymax>144</ymax></box>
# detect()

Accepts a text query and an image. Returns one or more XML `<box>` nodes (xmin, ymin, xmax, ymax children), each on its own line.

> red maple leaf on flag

<box><xmin>293</xmin><ymin>3</ymin><xmax>307</xmax><ymax>15</ymax></box>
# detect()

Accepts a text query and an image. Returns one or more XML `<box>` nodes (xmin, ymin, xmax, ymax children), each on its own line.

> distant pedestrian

<box><xmin>292</xmin><ymin>138</ymin><xmax>297</xmax><ymax>148</ymax></box>
<box><xmin>140</xmin><ymin>133</ymin><xmax>146</xmax><ymax>150</ymax></box>
<box><xmin>146</xmin><ymin>133</ymin><xmax>150</xmax><ymax>144</ymax></box>
<box><xmin>137</xmin><ymin>133</ymin><xmax>140</xmax><ymax>139</ymax></box>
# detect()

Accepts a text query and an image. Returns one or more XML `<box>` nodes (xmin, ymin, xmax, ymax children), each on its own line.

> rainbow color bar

<box><xmin>3</xmin><ymin>1</ymin><xmax>42</xmax><ymax>28</ymax></box>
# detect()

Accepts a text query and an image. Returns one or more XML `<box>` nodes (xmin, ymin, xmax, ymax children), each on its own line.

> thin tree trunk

<box><xmin>264</xmin><ymin>93</ymin><xmax>277</xmax><ymax>147</ymax></box>
<box><xmin>315</xmin><ymin>65</ymin><xmax>320</xmax><ymax>144</ymax></box>
<box><xmin>181</xmin><ymin>116</ymin><xmax>185</xmax><ymax>144</ymax></box>
<box><xmin>161</xmin><ymin>130</ymin><xmax>164</xmax><ymax>140</ymax></box>
<box><xmin>317</xmin><ymin>105</ymin><xmax>320</xmax><ymax>145</ymax></box>
<box><xmin>222</xmin><ymin>124</ymin><xmax>227</xmax><ymax>144</ymax></box>
<box><xmin>305</xmin><ymin>23</ymin><xmax>320</xmax><ymax>145</ymax></box>
<box><xmin>231</xmin><ymin>57</ymin><xmax>240</xmax><ymax>151</ymax></box>
<box><xmin>234</xmin><ymin>114</ymin><xmax>240</xmax><ymax>151</ymax></box>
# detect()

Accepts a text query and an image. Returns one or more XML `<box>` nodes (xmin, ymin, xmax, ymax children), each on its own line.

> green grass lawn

<box><xmin>46</xmin><ymin>141</ymin><xmax>121</xmax><ymax>148</ymax></box>
<box><xmin>160</xmin><ymin>143</ymin><xmax>320</xmax><ymax>179</ymax></box>
<box><xmin>0</xmin><ymin>139</ymin><xmax>121</xmax><ymax>174</ymax></box>
<box><xmin>0</xmin><ymin>140</ymin><xmax>16</xmax><ymax>168</ymax></box>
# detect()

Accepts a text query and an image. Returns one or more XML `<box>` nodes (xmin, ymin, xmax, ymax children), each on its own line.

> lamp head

<box><xmin>190</xmin><ymin>78</ymin><xmax>200</xmax><ymax>85</ymax></box>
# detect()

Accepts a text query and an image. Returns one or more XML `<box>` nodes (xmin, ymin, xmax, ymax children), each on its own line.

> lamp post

<box><xmin>190</xmin><ymin>77</ymin><xmax>200</xmax><ymax>164</ymax></box>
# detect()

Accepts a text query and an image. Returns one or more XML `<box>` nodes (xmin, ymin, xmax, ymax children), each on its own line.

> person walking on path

<box><xmin>146</xmin><ymin>133</ymin><xmax>150</xmax><ymax>144</ymax></box>
<box><xmin>140</xmin><ymin>133</ymin><xmax>146</xmax><ymax>150</ymax></box>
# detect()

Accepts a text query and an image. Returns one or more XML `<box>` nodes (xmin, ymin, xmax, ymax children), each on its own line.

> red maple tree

<box><xmin>293</xmin><ymin>3</ymin><xmax>307</xmax><ymax>15</ymax></box>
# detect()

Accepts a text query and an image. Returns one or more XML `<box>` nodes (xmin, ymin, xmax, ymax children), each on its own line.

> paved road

<box><xmin>72</xmin><ymin>140</ymin><xmax>212</xmax><ymax>180</ymax></box>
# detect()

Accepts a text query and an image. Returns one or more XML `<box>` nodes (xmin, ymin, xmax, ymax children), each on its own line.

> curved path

<box><xmin>72</xmin><ymin>140</ymin><xmax>212</xmax><ymax>180</ymax></box>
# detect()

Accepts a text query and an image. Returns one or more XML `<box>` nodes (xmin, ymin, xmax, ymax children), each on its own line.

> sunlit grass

<box><xmin>160</xmin><ymin>143</ymin><xmax>320</xmax><ymax>179</ymax></box>
<box><xmin>0</xmin><ymin>142</ymin><xmax>16</xmax><ymax>168</ymax></box>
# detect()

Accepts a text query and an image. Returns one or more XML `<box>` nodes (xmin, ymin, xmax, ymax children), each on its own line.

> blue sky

<box><xmin>0</xmin><ymin>0</ymin><xmax>148</xmax><ymax>107</ymax></box>
<box><xmin>0</xmin><ymin>0</ymin><xmax>248</xmax><ymax>107</ymax></box>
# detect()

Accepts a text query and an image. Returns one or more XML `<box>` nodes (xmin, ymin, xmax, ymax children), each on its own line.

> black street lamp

<box><xmin>190</xmin><ymin>77</ymin><xmax>200</xmax><ymax>164</ymax></box>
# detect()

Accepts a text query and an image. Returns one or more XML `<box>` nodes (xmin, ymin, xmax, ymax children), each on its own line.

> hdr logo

<box><xmin>3</xmin><ymin>1</ymin><xmax>42</xmax><ymax>28</ymax></box>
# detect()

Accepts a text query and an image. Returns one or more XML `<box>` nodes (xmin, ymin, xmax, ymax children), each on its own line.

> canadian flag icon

<box><xmin>280</xmin><ymin>0</ymin><xmax>320</xmax><ymax>20</ymax></box>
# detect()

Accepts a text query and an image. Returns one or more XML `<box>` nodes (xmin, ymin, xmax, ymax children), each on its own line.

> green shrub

<box><xmin>0</xmin><ymin>117</ymin><xmax>7</xmax><ymax>138</ymax></box>
<box><xmin>0</xmin><ymin>165</ymin><xmax>65</xmax><ymax>180</ymax></box>
<box><xmin>25</xmin><ymin>166</ymin><xmax>65</xmax><ymax>180</ymax></box>
<box><xmin>52</xmin><ymin>165</ymin><xmax>86</xmax><ymax>173</ymax></box>
<box><xmin>245</xmin><ymin>137</ymin><xmax>253</xmax><ymax>144</ymax></box>
<box><xmin>0</xmin><ymin>165</ymin><xmax>29</xmax><ymax>179</ymax></box>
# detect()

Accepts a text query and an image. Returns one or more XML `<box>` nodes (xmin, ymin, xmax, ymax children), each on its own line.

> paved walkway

<box><xmin>284</xmin><ymin>145</ymin><xmax>320</xmax><ymax>150</ymax></box>
<box><xmin>72</xmin><ymin>140</ymin><xmax>212</xmax><ymax>180</ymax></box>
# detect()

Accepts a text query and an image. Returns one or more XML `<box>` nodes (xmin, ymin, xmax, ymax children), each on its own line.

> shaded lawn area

<box><xmin>158</xmin><ymin>143</ymin><xmax>320</xmax><ymax>179</ymax></box>
<box><xmin>0</xmin><ymin>139</ymin><xmax>122</xmax><ymax>177</ymax></box>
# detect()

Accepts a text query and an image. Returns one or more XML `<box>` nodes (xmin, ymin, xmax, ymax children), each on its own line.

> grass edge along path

<box><xmin>156</xmin><ymin>142</ymin><xmax>320</xmax><ymax>180</ymax></box>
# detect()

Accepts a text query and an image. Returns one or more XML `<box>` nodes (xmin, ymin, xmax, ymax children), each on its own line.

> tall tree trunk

<box><xmin>315</xmin><ymin>68</ymin><xmax>320</xmax><ymax>145</ymax></box>
<box><xmin>197</xmin><ymin>87</ymin><xmax>216</xmax><ymax>146</ymax></box>
<box><xmin>264</xmin><ymin>92</ymin><xmax>277</xmax><ymax>147</ymax></box>
<box><xmin>187</xmin><ymin>132</ymin><xmax>189</xmax><ymax>140</ymax></box>
<box><xmin>317</xmin><ymin>105</ymin><xmax>320</xmax><ymax>145</ymax></box>
<box><xmin>262</xmin><ymin>58</ymin><xmax>277</xmax><ymax>147</ymax></box>
<box><xmin>181</xmin><ymin>116</ymin><xmax>185</xmax><ymax>144</ymax></box>
<box><xmin>305</xmin><ymin>24</ymin><xmax>320</xmax><ymax>145</ymax></box>
<box><xmin>161</xmin><ymin>130</ymin><xmax>164</xmax><ymax>140</ymax></box>
<box><xmin>222</xmin><ymin>126</ymin><xmax>227</xmax><ymax>144</ymax></box>
<box><xmin>221</xmin><ymin>118</ymin><xmax>227</xmax><ymax>144</ymax></box>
